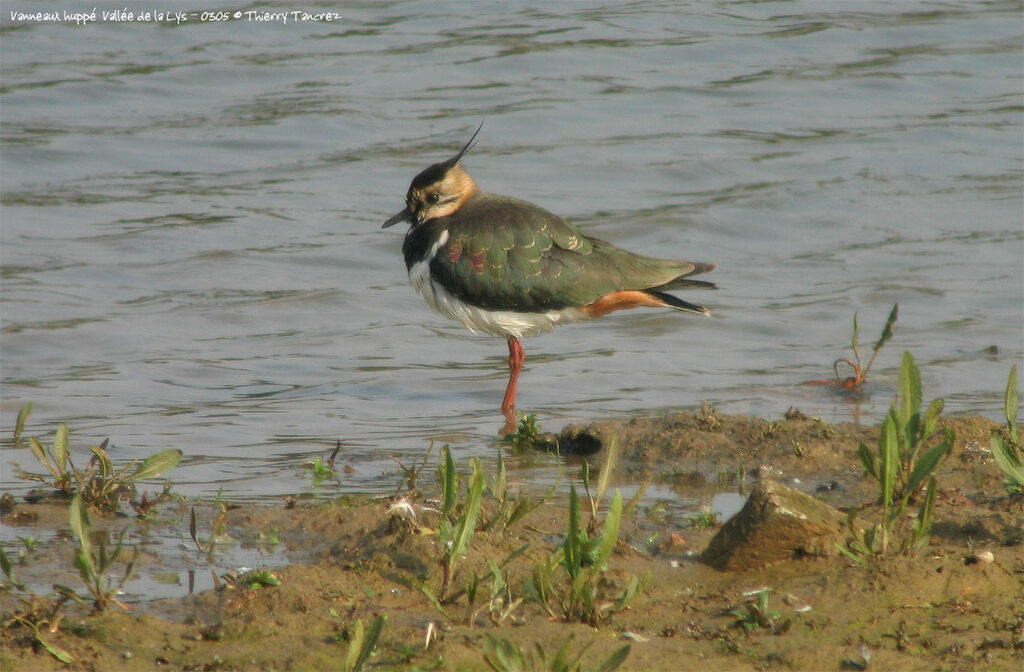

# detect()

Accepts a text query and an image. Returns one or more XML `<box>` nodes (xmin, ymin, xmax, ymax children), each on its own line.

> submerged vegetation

<box><xmin>806</xmin><ymin>303</ymin><xmax>898</xmax><ymax>393</ymax></box>
<box><xmin>506</xmin><ymin>412</ymin><xmax>559</xmax><ymax>453</ymax></box>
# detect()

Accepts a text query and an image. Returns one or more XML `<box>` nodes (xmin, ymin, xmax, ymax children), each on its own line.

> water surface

<box><xmin>2</xmin><ymin>1</ymin><xmax>1021</xmax><ymax>510</ymax></box>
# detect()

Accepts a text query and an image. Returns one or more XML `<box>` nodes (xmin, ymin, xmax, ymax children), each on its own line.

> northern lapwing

<box><xmin>383</xmin><ymin>126</ymin><xmax>716</xmax><ymax>427</ymax></box>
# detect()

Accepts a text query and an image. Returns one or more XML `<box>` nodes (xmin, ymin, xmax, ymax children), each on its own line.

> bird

<box><xmin>382</xmin><ymin>125</ymin><xmax>716</xmax><ymax>427</ymax></box>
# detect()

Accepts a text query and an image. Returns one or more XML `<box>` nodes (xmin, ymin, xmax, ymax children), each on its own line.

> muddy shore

<box><xmin>2</xmin><ymin>408</ymin><xmax>1022</xmax><ymax>671</ymax></box>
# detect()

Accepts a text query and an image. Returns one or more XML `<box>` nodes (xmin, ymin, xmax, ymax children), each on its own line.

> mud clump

<box><xmin>701</xmin><ymin>479</ymin><xmax>853</xmax><ymax>570</ymax></box>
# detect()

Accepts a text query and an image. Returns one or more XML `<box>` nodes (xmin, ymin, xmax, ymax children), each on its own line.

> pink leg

<box><xmin>500</xmin><ymin>337</ymin><xmax>525</xmax><ymax>417</ymax></box>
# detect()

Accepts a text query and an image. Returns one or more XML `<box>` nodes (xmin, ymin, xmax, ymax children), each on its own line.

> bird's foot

<box><xmin>499</xmin><ymin>404</ymin><xmax>517</xmax><ymax>436</ymax></box>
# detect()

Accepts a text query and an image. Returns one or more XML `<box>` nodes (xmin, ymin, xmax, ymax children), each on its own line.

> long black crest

<box><xmin>451</xmin><ymin>121</ymin><xmax>484</xmax><ymax>165</ymax></box>
<box><xmin>410</xmin><ymin>122</ymin><xmax>484</xmax><ymax>192</ymax></box>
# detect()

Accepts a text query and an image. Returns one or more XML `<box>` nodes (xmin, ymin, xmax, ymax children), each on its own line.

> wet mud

<box><xmin>2</xmin><ymin>409</ymin><xmax>1022</xmax><ymax>671</ymax></box>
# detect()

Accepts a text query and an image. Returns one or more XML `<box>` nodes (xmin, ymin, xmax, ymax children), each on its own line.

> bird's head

<box><xmin>383</xmin><ymin>123</ymin><xmax>483</xmax><ymax>229</ymax></box>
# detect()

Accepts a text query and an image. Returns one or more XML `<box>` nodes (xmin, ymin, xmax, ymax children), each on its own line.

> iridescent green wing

<box><xmin>431</xmin><ymin>197</ymin><xmax>691</xmax><ymax>311</ymax></box>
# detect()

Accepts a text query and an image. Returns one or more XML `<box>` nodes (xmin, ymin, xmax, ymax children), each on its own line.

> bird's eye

<box><xmin>426</xmin><ymin>193</ymin><xmax>440</xmax><ymax>204</ymax></box>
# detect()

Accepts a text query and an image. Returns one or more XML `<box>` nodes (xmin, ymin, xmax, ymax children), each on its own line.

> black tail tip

<box><xmin>647</xmin><ymin>290</ymin><xmax>711</xmax><ymax>315</ymax></box>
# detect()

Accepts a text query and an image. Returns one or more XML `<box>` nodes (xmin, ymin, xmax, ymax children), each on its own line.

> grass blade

<box><xmin>343</xmin><ymin>617</ymin><xmax>364</xmax><ymax>672</ymax></box>
<box><xmin>419</xmin><ymin>584</ymin><xmax>449</xmax><ymax>618</ymax></box>
<box><xmin>28</xmin><ymin>437</ymin><xmax>60</xmax><ymax>478</ymax></box>
<box><xmin>624</xmin><ymin>473</ymin><xmax>651</xmax><ymax>517</ymax></box>
<box><xmin>351</xmin><ymin>614</ymin><xmax>386</xmax><ymax>672</ymax></box>
<box><xmin>595</xmin><ymin>644</ymin><xmax>631</xmax><ymax>672</ymax></box>
<box><xmin>862</xmin><ymin>303</ymin><xmax>898</xmax><ymax>379</ymax></box>
<box><xmin>440</xmin><ymin>445</ymin><xmax>457</xmax><ymax>521</ymax></box>
<box><xmin>498</xmin><ymin>543</ymin><xmax>530</xmax><ymax>569</ymax></box>
<box><xmin>595</xmin><ymin>490</ymin><xmax>622</xmax><ymax>570</ymax></box>
<box><xmin>880</xmin><ymin>413</ymin><xmax>898</xmax><ymax>512</ymax></box>
<box><xmin>13</xmin><ymin>403</ymin><xmax>32</xmax><ymax>448</ymax></box>
<box><xmin>128</xmin><ymin>448</ymin><xmax>183</xmax><ymax>481</ymax></box>
<box><xmin>580</xmin><ymin>461</ymin><xmax>592</xmax><ymax>506</ymax></box>
<box><xmin>493</xmin><ymin>451</ymin><xmax>507</xmax><ymax>501</ymax></box>
<box><xmin>482</xmin><ymin>635</ymin><xmax>526</xmax><ymax>672</ymax></box>
<box><xmin>922</xmin><ymin>398</ymin><xmax>944</xmax><ymax>440</ymax></box>
<box><xmin>0</xmin><ymin>546</ymin><xmax>11</xmax><ymax>580</ymax></box>
<box><xmin>903</xmin><ymin>433</ymin><xmax>951</xmax><ymax>503</ymax></box>
<box><xmin>564</xmin><ymin>485</ymin><xmax>582</xmax><ymax>580</ymax></box>
<box><xmin>1006</xmin><ymin>364</ymin><xmax>1019</xmax><ymax>441</ymax></box>
<box><xmin>451</xmin><ymin>458</ymin><xmax>485</xmax><ymax>559</ymax></box>
<box><xmin>899</xmin><ymin>351</ymin><xmax>921</xmax><ymax>430</ymax></box>
<box><xmin>54</xmin><ymin>423</ymin><xmax>69</xmax><ymax>473</ymax></box>
<box><xmin>70</xmin><ymin>494</ymin><xmax>97</xmax><ymax>580</ymax></box>
<box><xmin>857</xmin><ymin>442</ymin><xmax>878</xmax><ymax>479</ymax></box>
<box><xmin>595</xmin><ymin>436</ymin><xmax>617</xmax><ymax>507</ymax></box>
<box><xmin>850</xmin><ymin>312</ymin><xmax>861</xmax><ymax>360</ymax></box>
<box><xmin>911</xmin><ymin>476</ymin><xmax>937</xmax><ymax>551</ymax></box>
<box><xmin>990</xmin><ymin>435</ymin><xmax>1024</xmax><ymax>489</ymax></box>
<box><xmin>531</xmin><ymin>559</ymin><xmax>554</xmax><ymax>618</ymax></box>
<box><xmin>873</xmin><ymin>303</ymin><xmax>898</xmax><ymax>352</ymax></box>
<box><xmin>91</xmin><ymin>444</ymin><xmax>114</xmax><ymax>480</ymax></box>
<box><xmin>505</xmin><ymin>497</ymin><xmax>536</xmax><ymax>531</ymax></box>
<box><xmin>189</xmin><ymin>507</ymin><xmax>198</xmax><ymax>547</ymax></box>
<box><xmin>15</xmin><ymin>619</ymin><xmax>76</xmax><ymax>666</ymax></box>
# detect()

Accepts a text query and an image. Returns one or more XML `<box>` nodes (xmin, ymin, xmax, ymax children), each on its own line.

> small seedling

<box><xmin>464</xmin><ymin>569</ymin><xmax>481</xmax><ymax>626</ymax></box>
<box><xmin>69</xmin><ymin>494</ymin><xmax>138</xmax><ymax>612</ymax></box>
<box><xmin>392</xmin><ymin>642</ymin><xmax>419</xmax><ymax>665</ymax></box>
<box><xmin>189</xmin><ymin>502</ymin><xmax>232</xmax><ymax>555</ymax></box>
<box><xmin>838</xmin><ymin>507</ymin><xmax>878</xmax><ymax>566</ymax></box>
<box><xmin>806</xmin><ymin>304</ymin><xmax>898</xmax><ymax>393</ymax></box>
<box><xmin>624</xmin><ymin>473</ymin><xmax>652</xmax><ymax>521</ymax></box>
<box><xmin>1</xmin><ymin>546</ymin><xmax>78</xmax><ymax>663</ymax></box>
<box><xmin>482</xmin><ymin>451</ymin><xmax>562</xmax><ymax>535</ymax></box>
<box><xmin>303</xmin><ymin>443</ymin><xmax>340</xmax><ymax>484</ymax></box>
<box><xmin>391</xmin><ymin>441</ymin><xmax>436</xmax><ymax>497</ymax></box>
<box><xmin>841</xmin><ymin>352</ymin><xmax>951</xmax><ymax>560</ymax></box>
<box><xmin>760</xmin><ymin>421</ymin><xmax>782</xmax><ymax>439</ymax></box>
<box><xmin>511</xmin><ymin>413</ymin><xmax>541</xmax><ymax>448</ymax></box>
<box><xmin>309</xmin><ymin>457</ymin><xmax>334</xmax><ymax>478</ymax></box>
<box><xmin>13</xmin><ymin>407</ymin><xmax>182</xmax><ymax>511</ymax></box>
<box><xmin>129</xmin><ymin>491</ymin><xmax>161</xmax><ymax>521</ymax></box>
<box><xmin>685</xmin><ymin>505</ymin><xmax>719</xmax><ymax>530</ymax></box>
<box><xmin>531</xmin><ymin>484</ymin><xmax>648</xmax><ymax>625</ymax></box>
<box><xmin>856</xmin><ymin>352</ymin><xmax>952</xmax><ymax>554</ymax></box>
<box><xmin>257</xmin><ymin>529</ymin><xmax>280</xmax><ymax>552</ymax></box>
<box><xmin>507</xmin><ymin>413</ymin><xmax>557</xmax><ymax>452</ymax></box>
<box><xmin>233</xmin><ymin>569</ymin><xmax>280</xmax><ymax>589</ymax></box>
<box><xmin>305</xmin><ymin>442</ymin><xmax>341</xmax><ymax>482</ymax></box>
<box><xmin>580</xmin><ymin>436</ymin><xmax>617</xmax><ymax>525</ymax></box>
<box><xmin>730</xmin><ymin>588</ymin><xmax>788</xmax><ymax>634</ymax></box>
<box><xmin>989</xmin><ymin>365</ymin><xmax>1023</xmax><ymax>495</ymax></box>
<box><xmin>463</xmin><ymin>554</ymin><xmax>527</xmax><ymax>627</ymax></box>
<box><xmin>435</xmin><ymin>445</ymin><xmax>485</xmax><ymax>601</ymax></box>
<box><xmin>17</xmin><ymin>536</ymin><xmax>39</xmax><ymax>557</ymax></box>
<box><xmin>481</xmin><ymin>633</ymin><xmax>630</xmax><ymax>672</ymax></box>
